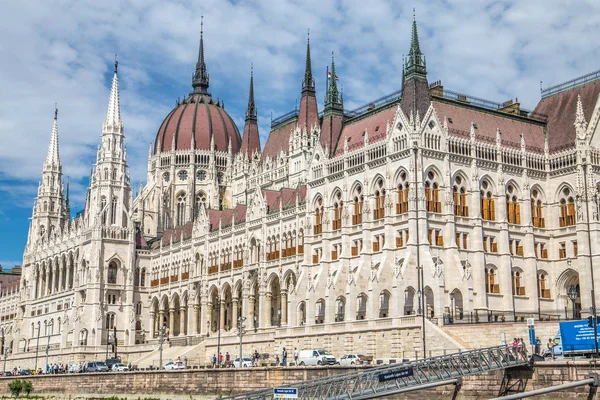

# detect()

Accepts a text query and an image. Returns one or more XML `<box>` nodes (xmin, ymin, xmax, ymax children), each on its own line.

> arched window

<box><xmin>559</xmin><ymin>187</ymin><xmax>575</xmax><ymax>227</ymax></box>
<box><xmin>480</xmin><ymin>180</ymin><xmax>495</xmax><ymax>221</ymax></box>
<box><xmin>110</xmin><ymin>197</ymin><xmax>117</xmax><ymax>225</ymax></box>
<box><xmin>107</xmin><ymin>262</ymin><xmax>118</xmax><ymax>284</ymax></box>
<box><xmin>506</xmin><ymin>184</ymin><xmax>520</xmax><ymax>224</ymax></box>
<box><xmin>217</xmin><ymin>173</ymin><xmax>223</xmax><ymax>185</ymax></box>
<box><xmin>379</xmin><ymin>291</ymin><xmax>390</xmax><ymax>318</ymax></box>
<box><xmin>50</xmin><ymin>201</ymin><xmax>55</xmax><ymax>212</ymax></box>
<box><xmin>176</xmin><ymin>193</ymin><xmax>186</xmax><ymax>226</ymax></box>
<box><xmin>332</xmin><ymin>192</ymin><xmax>342</xmax><ymax>230</ymax></box>
<box><xmin>353</xmin><ymin>186</ymin><xmax>364</xmax><ymax>225</ymax></box>
<box><xmin>538</xmin><ymin>273</ymin><xmax>550</xmax><ymax>298</ymax></box>
<box><xmin>39</xmin><ymin>225</ymin><xmax>45</xmax><ymax>237</ymax></box>
<box><xmin>531</xmin><ymin>189</ymin><xmax>545</xmax><ymax>228</ymax></box>
<box><xmin>140</xmin><ymin>268</ymin><xmax>146</xmax><ymax>286</ymax></box>
<box><xmin>335</xmin><ymin>297</ymin><xmax>345</xmax><ymax>322</ymax></box>
<box><xmin>112</xmin><ymin>168</ymin><xmax>117</xmax><ymax>180</ymax></box>
<box><xmin>195</xmin><ymin>192</ymin><xmax>207</xmax><ymax>218</ymax></box>
<box><xmin>356</xmin><ymin>294</ymin><xmax>367</xmax><ymax>320</ymax></box>
<box><xmin>374</xmin><ymin>178</ymin><xmax>385</xmax><ymax>220</ymax></box>
<box><xmin>105</xmin><ymin>313</ymin><xmax>116</xmax><ymax>329</ymax></box>
<box><xmin>178</xmin><ymin>170</ymin><xmax>188</xmax><ymax>181</ymax></box>
<box><xmin>425</xmin><ymin>171</ymin><xmax>441</xmax><ymax>213</ymax></box>
<box><xmin>512</xmin><ymin>270</ymin><xmax>525</xmax><ymax>296</ymax></box>
<box><xmin>314</xmin><ymin>198</ymin><xmax>323</xmax><ymax>234</ymax></box>
<box><xmin>485</xmin><ymin>267</ymin><xmax>499</xmax><ymax>294</ymax></box>
<box><xmin>453</xmin><ymin>175</ymin><xmax>468</xmax><ymax>217</ymax></box>
<box><xmin>315</xmin><ymin>299</ymin><xmax>325</xmax><ymax>324</ymax></box>
<box><xmin>101</xmin><ymin>197</ymin><xmax>107</xmax><ymax>225</ymax></box>
<box><xmin>104</xmin><ymin>168</ymin><xmax>109</xmax><ymax>180</ymax></box>
<box><xmin>197</xmin><ymin>170</ymin><xmax>206</xmax><ymax>181</ymax></box>
<box><xmin>396</xmin><ymin>171</ymin><xmax>409</xmax><ymax>214</ymax></box>
<box><xmin>43</xmin><ymin>201</ymin><xmax>48</xmax><ymax>212</ymax></box>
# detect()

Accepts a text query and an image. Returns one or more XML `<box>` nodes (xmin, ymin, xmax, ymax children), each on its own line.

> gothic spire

<box><xmin>104</xmin><ymin>57</ymin><xmax>123</xmax><ymax>129</ymax></box>
<box><xmin>245</xmin><ymin>65</ymin><xmax>257</xmax><ymax>121</ymax></box>
<box><xmin>46</xmin><ymin>106</ymin><xmax>60</xmax><ymax>166</ymax></box>
<box><xmin>409</xmin><ymin>9</ymin><xmax>421</xmax><ymax>58</ymax></box>
<box><xmin>192</xmin><ymin>16</ymin><xmax>210</xmax><ymax>95</ymax></box>
<box><xmin>404</xmin><ymin>10</ymin><xmax>426</xmax><ymax>80</ymax></box>
<box><xmin>302</xmin><ymin>30</ymin><xmax>315</xmax><ymax>95</ymax></box>
<box><xmin>575</xmin><ymin>94</ymin><xmax>588</xmax><ymax>138</ymax></box>
<box><xmin>324</xmin><ymin>52</ymin><xmax>341</xmax><ymax>111</ymax></box>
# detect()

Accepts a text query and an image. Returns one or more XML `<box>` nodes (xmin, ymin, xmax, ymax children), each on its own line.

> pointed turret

<box><xmin>575</xmin><ymin>94</ymin><xmax>588</xmax><ymax>137</ymax></box>
<box><xmin>45</xmin><ymin>107</ymin><xmax>61</xmax><ymax>166</ymax></box>
<box><xmin>241</xmin><ymin>67</ymin><xmax>261</xmax><ymax>156</ymax></box>
<box><xmin>192</xmin><ymin>16</ymin><xmax>210</xmax><ymax>95</ymax></box>
<box><xmin>104</xmin><ymin>59</ymin><xmax>123</xmax><ymax>129</ymax></box>
<box><xmin>400</xmin><ymin>10</ymin><xmax>430</xmax><ymax>124</ymax></box>
<box><xmin>321</xmin><ymin>53</ymin><xmax>344</xmax><ymax>155</ymax></box>
<box><xmin>298</xmin><ymin>31</ymin><xmax>319</xmax><ymax>132</ymax></box>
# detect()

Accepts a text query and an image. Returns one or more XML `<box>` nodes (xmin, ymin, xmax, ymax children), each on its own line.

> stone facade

<box><xmin>4</xmin><ymin>18</ymin><xmax>600</xmax><ymax>367</ymax></box>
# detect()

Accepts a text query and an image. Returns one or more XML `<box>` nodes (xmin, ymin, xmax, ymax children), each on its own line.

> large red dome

<box><xmin>154</xmin><ymin>93</ymin><xmax>241</xmax><ymax>154</ymax></box>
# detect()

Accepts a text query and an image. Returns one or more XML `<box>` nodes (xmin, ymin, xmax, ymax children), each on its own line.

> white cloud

<box><xmin>0</xmin><ymin>0</ymin><xmax>599</xmax><ymax>214</ymax></box>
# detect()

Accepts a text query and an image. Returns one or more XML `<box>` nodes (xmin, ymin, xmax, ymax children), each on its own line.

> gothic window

<box><xmin>43</xmin><ymin>201</ymin><xmax>48</xmax><ymax>212</ymax></box>
<box><xmin>425</xmin><ymin>171</ymin><xmax>441</xmax><ymax>213</ymax></box>
<box><xmin>105</xmin><ymin>313</ymin><xmax>116</xmax><ymax>329</ymax></box>
<box><xmin>110</xmin><ymin>197</ymin><xmax>117</xmax><ymax>225</ymax></box>
<box><xmin>101</xmin><ymin>197</ymin><xmax>107</xmax><ymax>225</ymax></box>
<box><xmin>178</xmin><ymin>170</ymin><xmax>188</xmax><ymax>181</ymax></box>
<box><xmin>480</xmin><ymin>180</ymin><xmax>495</xmax><ymax>221</ymax></box>
<box><xmin>485</xmin><ymin>267</ymin><xmax>499</xmax><ymax>294</ymax></box>
<box><xmin>163</xmin><ymin>172</ymin><xmax>170</xmax><ymax>182</ymax></box>
<box><xmin>314</xmin><ymin>198</ymin><xmax>323</xmax><ymax>234</ymax></box>
<box><xmin>538</xmin><ymin>272</ymin><xmax>550</xmax><ymax>298</ymax></box>
<box><xmin>352</xmin><ymin>186</ymin><xmax>363</xmax><ymax>225</ymax></box>
<box><xmin>379</xmin><ymin>290</ymin><xmax>391</xmax><ymax>318</ymax></box>
<box><xmin>332</xmin><ymin>192</ymin><xmax>342</xmax><ymax>230</ymax></box>
<box><xmin>176</xmin><ymin>192</ymin><xmax>186</xmax><ymax>226</ymax></box>
<box><xmin>373</xmin><ymin>178</ymin><xmax>385</xmax><ymax>220</ymax></box>
<box><xmin>453</xmin><ymin>175</ymin><xmax>468</xmax><ymax>217</ymax></box>
<box><xmin>49</xmin><ymin>225</ymin><xmax>55</xmax><ymax>236</ymax></box>
<box><xmin>559</xmin><ymin>187</ymin><xmax>575</xmax><ymax>227</ymax></box>
<box><xmin>195</xmin><ymin>192</ymin><xmax>207</xmax><ymax>218</ymax></box>
<box><xmin>39</xmin><ymin>225</ymin><xmax>45</xmax><ymax>237</ymax></box>
<box><xmin>506</xmin><ymin>184</ymin><xmax>521</xmax><ymax>224</ymax></box>
<box><xmin>511</xmin><ymin>269</ymin><xmax>525</xmax><ymax>296</ymax></box>
<box><xmin>107</xmin><ymin>262</ymin><xmax>118</xmax><ymax>284</ymax></box>
<box><xmin>217</xmin><ymin>173</ymin><xmax>223</xmax><ymax>185</ymax></box>
<box><xmin>531</xmin><ymin>189</ymin><xmax>545</xmax><ymax>228</ymax></box>
<box><xmin>335</xmin><ymin>297</ymin><xmax>345</xmax><ymax>322</ymax></box>
<box><xmin>140</xmin><ymin>268</ymin><xmax>146</xmax><ymax>286</ymax></box>
<box><xmin>197</xmin><ymin>171</ymin><xmax>206</xmax><ymax>181</ymax></box>
<box><xmin>104</xmin><ymin>169</ymin><xmax>109</xmax><ymax>180</ymax></box>
<box><xmin>50</xmin><ymin>201</ymin><xmax>55</xmax><ymax>212</ymax></box>
<box><xmin>396</xmin><ymin>171</ymin><xmax>409</xmax><ymax>214</ymax></box>
<box><xmin>136</xmin><ymin>302</ymin><xmax>142</xmax><ymax>316</ymax></box>
<box><xmin>112</xmin><ymin>169</ymin><xmax>117</xmax><ymax>180</ymax></box>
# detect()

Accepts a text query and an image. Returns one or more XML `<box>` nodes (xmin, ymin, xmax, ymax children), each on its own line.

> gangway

<box><xmin>221</xmin><ymin>345</ymin><xmax>528</xmax><ymax>400</ymax></box>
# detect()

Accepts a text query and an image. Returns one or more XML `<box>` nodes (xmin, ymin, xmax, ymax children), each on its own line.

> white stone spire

<box><xmin>104</xmin><ymin>59</ymin><xmax>123</xmax><ymax>129</ymax></box>
<box><xmin>575</xmin><ymin>94</ymin><xmax>588</xmax><ymax>139</ymax></box>
<box><xmin>45</xmin><ymin>107</ymin><xmax>60</xmax><ymax>166</ymax></box>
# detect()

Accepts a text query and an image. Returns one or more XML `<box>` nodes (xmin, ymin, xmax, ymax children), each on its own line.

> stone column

<box><xmin>280</xmin><ymin>290</ymin><xmax>288</xmax><ymax>326</ymax></box>
<box><xmin>169</xmin><ymin>308</ymin><xmax>175</xmax><ymax>335</ymax></box>
<box><xmin>65</xmin><ymin>264</ymin><xmax>71</xmax><ymax>290</ymax></box>
<box><xmin>55</xmin><ymin>265</ymin><xmax>60</xmax><ymax>292</ymax></box>
<box><xmin>247</xmin><ymin>295</ymin><xmax>255</xmax><ymax>330</ymax></box>
<box><xmin>219</xmin><ymin>300</ymin><xmax>225</xmax><ymax>332</ymax></box>
<box><xmin>232</xmin><ymin>298</ymin><xmax>239</xmax><ymax>328</ymax></box>
<box><xmin>149</xmin><ymin>312</ymin><xmax>156</xmax><ymax>339</ymax></box>
<box><xmin>206</xmin><ymin>301</ymin><xmax>213</xmax><ymax>333</ymax></box>
<box><xmin>58</xmin><ymin>265</ymin><xmax>64</xmax><ymax>292</ymax></box>
<box><xmin>265</xmin><ymin>293</ymin><xmax>272</xmax><ymax>327</ymax></box>
<box><xmin>158</xmin><ymin>310</ymin><xmax>165</xmax><ymax>333</ymax></box>
<box><xmin>179</xmin><ymin>307</ymin><xmax>187</xmax><ymax>336</ymax></box>
<box><xmin>191</xmin><ymin>304</ymin><xmax>199</xmax><ymax>334</ymax></box>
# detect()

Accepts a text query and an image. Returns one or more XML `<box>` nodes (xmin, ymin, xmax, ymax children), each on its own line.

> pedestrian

<box><xmin>212</xmin><ymin>354</ymin><xmax>217</xmax><ymax>368</ymax></box>
<box><xmin>294</xmin><ymin>348</ymin><xmax>298</xmax><ymax>366</ymax></box>
<box><xmin>282</xmin><ymin>347</ymin><xmax>288</xmax><ymax>367</ymax></box>
<box><xmin>225</xmin><ymin>352</ymin><xmax>230</xmax><ymax>366</ymax></box>
<box><xmin>535</xmin><ymin>337</ymin><xmax>541</xmax><ymax>355</ymax></box>
<box><xmin>218</xmin><ymin>352</ymin><xmax>223</xmax><ymax>366</ymax></box>
<box><xmin>184</xmin><ymin>356</ymin><xmax>188</xmax><ymax>368</ymax></box>
<box><xmin>547</xmin><ymin>338</ymin><xmax>556</xmax><ymax>361</ymax></box>
<box><xmin>254</xmin><ymin>349</ymin><xmax>260</xmax><ymax>367</ymax></box>
<box><xmin>275</xmin><ymin>354</ymin><xmax>280</xmax><ymax>366</ymax></box>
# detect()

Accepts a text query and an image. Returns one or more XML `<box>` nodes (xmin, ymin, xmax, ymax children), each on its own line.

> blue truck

<box><xmin>553</xmin><ymin>320</ymin><xmax>600</xmax><ymax>357</ymax></box>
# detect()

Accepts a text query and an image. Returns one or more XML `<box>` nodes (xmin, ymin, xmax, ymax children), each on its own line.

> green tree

<box><xmin>8</xmin><ymin>379</ymin><xmax>22</xmax><ymax>397</ymax></box>
<box><xmin>22</xmin><ymin>380</ymin><xmax>32</xmax><ymax>396</ymax></box>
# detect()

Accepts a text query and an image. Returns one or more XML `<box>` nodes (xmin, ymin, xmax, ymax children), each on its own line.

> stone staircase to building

<box><xmin>439</xmin><ymin>320</ymin><xmax>560</xmax><ymax>350</ymax></box>
<box><xmin>128</xmin><ymin>340</ymin><xmax>206</xmax><ymax>369</ymax></box>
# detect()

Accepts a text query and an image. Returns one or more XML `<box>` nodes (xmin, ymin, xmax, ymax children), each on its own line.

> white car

<box><xmin>163</xmin><ymin>361</ymin><xmax>185</xmax><ymax>370</ymax></box>
<box><xmin>339</xmin><ymin>354</ymin><xmax>367</xmax><ymax>365</ymax></box>
<box><xmin>67</xmin><ymin>364</ymin><xmax>82</xmax><ymax>373</ymax></box>
<box><xmin>233</xmin><ymin>357</ymin><xmax>253</xmax><ymax>368</ymax></box>
<box><xmin>112</xmin><ymin>363</ymin><xmax>129</xmax><ymax>372</ymax></box>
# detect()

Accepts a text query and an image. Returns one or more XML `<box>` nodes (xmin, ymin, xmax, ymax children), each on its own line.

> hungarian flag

<box><xmin>328</xmin><ymin>71</ymin><xmax>339</xmax><ymax>80</ymax></box>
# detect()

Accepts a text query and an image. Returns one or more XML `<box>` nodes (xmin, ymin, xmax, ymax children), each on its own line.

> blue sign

<box><xmin>528</xmin><ymin>327</ymin><xmax>536</xmax><ymax>345</ymax></box>
<box><xmin>559</xmin><ymin>320</ymin><xmax>599</xmax><ymax>352</ymax></box>
<box><xmin>378</xmin><ymin>367</ymin><xmax>414</xmax><ymax>382</ymax></box>
<box><xmin>273</xmin><ymin>388</ymin><xmax>298</xmax><ymax>399</ymax></box>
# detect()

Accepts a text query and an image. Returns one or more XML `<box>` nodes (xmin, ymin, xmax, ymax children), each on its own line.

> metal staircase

<box><xmin>222</xmin><ymin>345</ymin><xmax>529</xmax><ymax>400</ymax></box>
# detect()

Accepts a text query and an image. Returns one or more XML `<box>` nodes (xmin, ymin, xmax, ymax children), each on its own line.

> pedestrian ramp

<box><xmin>222</xmin><ymin>345</ymin><xmax>529</xmax><ymax>400</ymax></box>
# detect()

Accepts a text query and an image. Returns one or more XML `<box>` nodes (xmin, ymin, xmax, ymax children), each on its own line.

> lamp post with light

<box><xmin>568</xmin><ymin>285</ymin><xmax>579</xmax><ymax>320</ymax></box>
<box><xmin>449</xmin><ymin>292</ymin><xmax>455</xmax><ymax>323</ymax></box>
<box><xmin>45</xmin><ymin>320</ymin><xmax>54</xmax><ymax>372</ymax></box>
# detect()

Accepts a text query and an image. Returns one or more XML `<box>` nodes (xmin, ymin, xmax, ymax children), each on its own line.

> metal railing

<box><xmin>222</xmin><ymin>345</ymin><xmax>528</xmax><ymax>400</ymax></box>
<box><xmin>542</xmin><ymin>68</ymin><xmax>600</xmax><ymax>98</ymax></box>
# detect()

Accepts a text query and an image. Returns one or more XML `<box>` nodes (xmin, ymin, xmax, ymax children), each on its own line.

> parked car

<box><xmin>106</xmin><ymin>358</ymin><xmax>121</xmax><ymax>370</ymax></box>
<box><xmin>339</xmin><ymin>354</ymin><xmax>368</xmax><ymax>365</ymax></box>
<box><xmin>3</xmin><ymin>371</ymin><xmax>12</xmax><ymax>377</ymax></box>
<box><xmin>297</xmin><ymin>349</ymin><xmax>337</xmax><ymax>366</ymax></box>
<box><xmin>68</xmin><ymin>363</ymin><xmax>82</xmax><ymax>373</ymax></box>
<box><xmin>112</xmin><ymin>363</ymin><xmax>129</xmax><ymax>372</ymax></box>
<box><xmin>232</xmin><ymin>357</ymin><xmax>253</xmax><ymax>368</ymax></box>
<box><xmin>19</xmin><ymin>369</ymin><xmax>32</xmax><ymax>376</ymax></box>
<box><xmin>163</xmin><ymin>361</ymin><xmax>185</xmax><ymax>370</ymax></box>
<box><xmin>84</xmin><ymin>361</ymin><xmax>108</xmax><ymax>372</ymax></box>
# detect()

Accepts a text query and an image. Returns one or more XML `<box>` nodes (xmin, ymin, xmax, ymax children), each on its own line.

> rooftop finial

<box><xmin>245</xmin><ymin>64</ymin><xmax>257</xmax><ymax>122</ymax></box>
<box><xmin>192</xmin><ymin>15</ymin><xmax>210</xmax><ymax>94</ymax></box>
<box><xmin>324</xmin><ymin>51</ymin><xmax>341</xmax><ymax>111</ymax></box>
<box><xmin>404</xmin><ymin>9</ymin><xmax>426</xmax><ymax>80</ymax></box>
<box><xmin>46</xmin><ymin>106</ymin><xmax>61</xmax><ymax>165</ymax></box>
<box><xmin>54</xmin><ymin>103</ymin><xmax>58</xmax><ymax>120</ymax></box>
<box><xmin>302</xmin><ymin>28</ymin><xmax>315</xmax><ymax>94</ymax></box>
<box><xmin>114</xmin><ymin>54</ymin><xmax>118</xmax><ymax>74</ymax></box>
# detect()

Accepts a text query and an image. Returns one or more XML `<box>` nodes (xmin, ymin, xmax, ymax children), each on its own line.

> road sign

<box><xmin>378</xmin><ymin>367</ymin><xmax>414</xmax><ymax>382</ymax></box>
<box><xmin>528</xmin><ymin>327</ymin><xmax>536</xmax><ymax>345</ymax></box>
<box><xmin>273</xmin><ymin>388</ymin><xmax>298</xmax><ymax>399</ymax></box>
<box><xmin>527</xmin><ymin>318</ymin><xmax>535</xmax><ymax>327</ymax></box>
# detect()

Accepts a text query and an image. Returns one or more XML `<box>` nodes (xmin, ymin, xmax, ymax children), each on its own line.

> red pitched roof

<box><xmin>432</xmin><ymin>99</ymin><xmax>545</xmax><ymax>152</ymax></box>
<box><xmin>160</xmin><ymin>222</ymin><xmax>194</xmax><ymax>245</ymax></box>
<box><xmin>333</xmin><ymin>104</ymin><xmax>397</xmax><ymax>156</ymax></box>
<box><xmin>534</xmin><ymin>79</ymin><xmax>600</xmax><ymax>152</ymax></box>
<box><xmin>241</xmin><ymin>121</ymin><xmax>261</xmax><ymax>156</ymax></box>
<box><xmin>262</xmin><ymin>119</ymin><xmax>296</xmax><ymax>160</ymax></box>
<box><xmin>298</xmin><ymin>93</ymin><xmax>319</xmax><ymax>131</ymax></box>
<box><xmin>321</xmin><ymin>114</ymin><xmax>343</xmax><ymax>155</ymax></box>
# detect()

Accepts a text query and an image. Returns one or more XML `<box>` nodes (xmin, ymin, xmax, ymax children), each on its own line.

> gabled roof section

<box><xmin>159</xmin><ymin>221</ymin><xmax>194</xmax><ymax>245</ymax></box>
<box><xmin>535</xmin><ymin>71</ymin><xmax>600</xmax><ymax>152</ymax></box>
<box><xmin>261</xmin><ymin>185</ymin><xmax>307</xmax><ymax>213</ymax></box>
<box><xmin>262</xmin><ymin>118</ymin><xmax>296</xmax><ymax>160</ymax></box>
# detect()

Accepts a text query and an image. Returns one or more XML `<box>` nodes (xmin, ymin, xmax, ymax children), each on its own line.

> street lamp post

<box><xmin>105</xmin><ymin>330</ymin><xmax>110</xmax><ymax>360</ymax></box>
<box><xmin>217</xmin><ymin>297</ymin><xmax>221</xmax><ymax>366</ymax></box>
<box><xmin>34</xmin><ymin>324</ymin><xmax>41</xmax><ymax>372</ymax></box>
<box><xmin>277</xmin><ymin>309</ymin><xmax>281</xmax><ymax>328</ymax></box>
<box><xmin>206</xmin><ymin>321</ymin><xmax>210</xmax><ymax>337</ymax></box>
<box><xmin>568</xmin><ymin>285</ymin><xmax>579</xmax><ymax>320</ymax></box>
<box><xmin>158</xmin><ymin>325</ymin><xmax>166</xmax><ymax>369</ymax></box>
<box><xmin>253</xmin><ymin>315</ymin><xmax>258</xmax><ymax>333</ymax></box>
<box><xmin>238</xmin><ymin>316</ymin><xmax>246</xmax><ymax>365</ymax></box>
<box><xmin>45</xmin><ymin>320</ymin><xmax>53</xmax><ymax>372</ymax></box>
<box><xmin>3</xmin><ymin>348</ymin><xmax>10</xmax><ymax>374</ymax></box>
<box><xmin>449</xmin><ymin>292</ymin><xmax>455</xmax><ymax>323</ymax></box>
<box><xmin>113</xmin><ymin>326</ymin><xmax>118</xmax><ymax>359</ymax></box>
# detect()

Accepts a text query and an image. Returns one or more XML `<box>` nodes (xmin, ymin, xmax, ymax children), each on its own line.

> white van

<box><xmin>297</xmin><ymin>349</ymin><xmax>337</xmax><ymax>366</ymax></box>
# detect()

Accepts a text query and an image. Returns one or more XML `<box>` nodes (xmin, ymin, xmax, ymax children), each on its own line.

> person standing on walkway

<box><xmin>212</xmin><ymin>354</ymin><xmax>217</xmax><ymax>368</ymax></box>
<box><xmin>282</xmin><ymin>347</ymin><xmax>288</xmax><ymax>366</ymax></box>
<box><xmin>218</xmin><ymin>352</ymin><xmax>223</xmax><ymax>366</ymax></box>
<box><xmin>294</xmin><ymin>348</ymin><xmax>298</xmax><ymax>366</ymax></box>
<box><xmin>225</xmin><ymin>352</ymin><xmax>231</xmax><ymax>366</ymax></box>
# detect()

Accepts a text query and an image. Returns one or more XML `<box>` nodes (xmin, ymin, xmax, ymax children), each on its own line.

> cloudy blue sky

<box><xmin>0</xmin><ymin>0</ymin><xmax>599</xmax><ymax>266</ymax></box>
